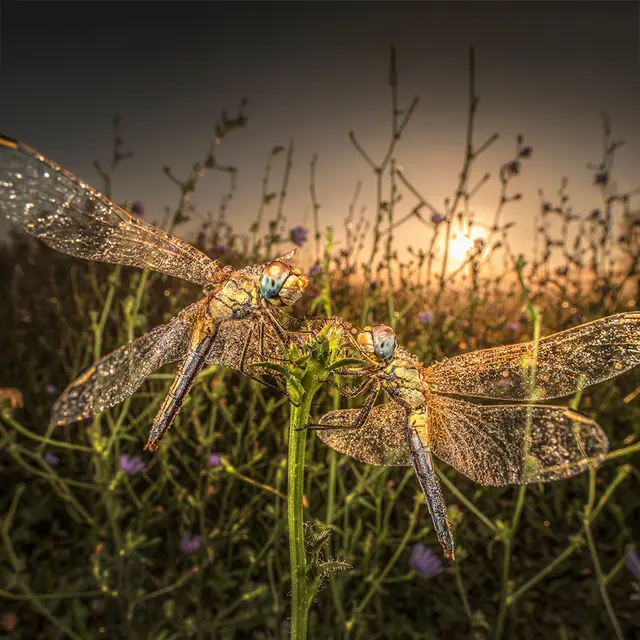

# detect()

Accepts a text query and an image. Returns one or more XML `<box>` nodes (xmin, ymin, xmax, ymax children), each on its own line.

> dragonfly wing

<box><xmin>205</xmin><ymin>319</ymin><xmax>284</xmax><ymax>372</ymax></box>
<box><xmin>52</xmin><ymin>302</ymin><xmax>201</xmax><ymax>424</ymax></box>
<box><xmin>0</xmin><ymin>137</ymin><xmax>222</xmax><ymax>286</ymax></box>
<box><xmin>316</xmin><ymin>403</ymin><xmax>411</xmax><ymax>466</ymax></box>
<box><xmin>427</xmin><ymin>395</ymin><xmax>609</xmax><ymax>486</ymax></box>
<box><xmin>205</xmin><ymin>318</ymin><xmax>314</xmax><ymax>373</ymax></box>
<box><xmin>425</xmin><ymin>312</ymin><xmax>640</xmax><ymax>400</ymax></box>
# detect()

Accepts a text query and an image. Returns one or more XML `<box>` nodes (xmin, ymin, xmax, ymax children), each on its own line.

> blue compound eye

<box><xmin>372</xmin><ymin>325</ymin><xmax>396</xmax><ymax>360</ymax></box>
<box><xmin>260</xmin><ymin>260</ymin><xmax>290</xmax><ymax>299</ymax></box>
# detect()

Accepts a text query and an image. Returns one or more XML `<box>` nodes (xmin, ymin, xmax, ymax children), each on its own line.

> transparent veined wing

<box><xmin>0</xmin><ymin>136</ymin><xmax>222</xmax><ymax>286</ymax></box>
<box><xmin>205</xmin><ymin>315</ymin><xmax>324</xmax><ymax>372</ymax></box>
<box><xmin>427</xmin><ymin>395</ymin><xmax>608</xmax><ymax>486</ymax></box>
<box><xmin>52</xmin><ymin>302</ymin><xmax>202</xmax><ymax>424</ymax></box>
<box><xmin>424</xmin><ymin>312</ymin><xmax>640</xmax><ymax>401</ymax></box>
<box><xmin>316</xmin><ymin>403</ymin><xmax>411</xmax><ymax>466</ymax></box>
<box><xmin>206</xmin><ymin>319</ymin><xmax>287</xmax><ymax>372</ymax></box>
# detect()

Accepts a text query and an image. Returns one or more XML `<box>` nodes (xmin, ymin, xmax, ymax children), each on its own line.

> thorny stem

<box><xmin>287</xmin><ymin>365</ymin><xmax>323</xmax><ymax>639</ymax></box>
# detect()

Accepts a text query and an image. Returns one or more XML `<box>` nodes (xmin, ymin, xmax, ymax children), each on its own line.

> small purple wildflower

<box><xmin>132</xmin><ymin>201</ymin><xmax>145</xmax><ymax>217</ymax></box>
<box><xmin>626</xmin><ymin>548</ymin><xmax>640</xmax><ymax>579</ymax></box>
<box><xmin>19</xmin><ymin>309</ymin><xmax>32</xmax><ymax>324</ymax></box>
<box><xmin>594</xmin><ymin>171</ymin><xmax>609</xmax><ymax>186</ymax></box>
<box><xmin>119</xmin><ymin>454</ymin><xmax>146</xmax><ymax>476</ymax></box>
<box><xmin>44</xmin><ymin>452</ymin><xmax>60</xmax><ymax>466</ymax></box>
<box><xmin>418</xmin><ymin>310</ymin><xmax>433</xmax><ymax>326</ymax></box>
<box><xmin>431</xmin><ymin>213</ymin><xmax>444</xmax><ymax>225</ymax></box>
<box><xmin>618</xmin><ymin>235</ymin><xmax>627</xmax><ymax>243</ymax></box>
<box><xmin>208</xmin><ymin>453</ymin><xmax>222</xmax><ymax>467</ymax></box>
<box><xmin>308</xmin><ymin>262</ymin><xmax>322</xmax><ymax>277</ymax></box>
<box><xmin>410</xmin><ymin>542</ymin><xmax>442</xmax><ymax>579</ymax></box>
<box><xmin>180</xmin><ymin>534</ymin><xmax>202</xmax><ymax>556</ymax></box>
<box><xmin>519</xmin><ymin>145</ymin><xmax>533</xmax><ymax>159</ymax></box>
<box><xmin>506</xmin><ymin>322</ymin><xmax>518</xmax><ymax>332</ymax></box>
<box><xmin>290</xmin><ymin>226</ymin><xmax>308</xmax><ymax>247</ymax></box>
<box><xmin>498</xmin><ymin>378</ymin><xmax>510</xmax><ymax>388</ymax></box>
<box><xmin>504</xmin><ymin>160</ymin><xmax>521</xmax><ymax>177</ymax></box>
<box><xmin>46</xmin><ymin>384</ymin><xmax>57</xmax><ymax>395</ymax></box>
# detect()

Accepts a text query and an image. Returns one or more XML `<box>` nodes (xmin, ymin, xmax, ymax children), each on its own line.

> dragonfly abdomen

<box><xmin>406</xmin><ymin>413</ymin><xmax>455</xmax><ymax>560</ymax></box>
<box><xmin>144</xmin><ymin>334</ymin><xmax>215</xmax><ymax>451</ymax></box>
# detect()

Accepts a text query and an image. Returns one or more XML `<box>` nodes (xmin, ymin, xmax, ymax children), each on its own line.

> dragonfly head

<box><xmin>357</xmin><ymin>325</ymin><xmax>396</xmax><ymax>362</ymax></box>
<box><xmin>260</xmin><ymin>260</ymin><xmax>309</xmax><ymax>306</ymax></box>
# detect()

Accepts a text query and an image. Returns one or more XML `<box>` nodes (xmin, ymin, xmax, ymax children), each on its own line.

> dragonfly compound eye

<box><xmin>372</xmin><ymin>325</ymin><xmax>396</xmax><ymax>360</ymax></box>
<box><xmin>260</xmin><ymin>260</ymin><xmax>291</xmax><ymax>299</ymax></box>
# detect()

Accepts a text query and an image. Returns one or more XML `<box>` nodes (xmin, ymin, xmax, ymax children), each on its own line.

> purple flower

<box><xmin>308</xmin><ymin>262</ymin><xmax>322</xmax><ymax>277</ymax></box>
<box><xmin>519</xmin><ymin>146</ymin><xmax>533</xmax><ymax>159</ymax></box>
<box><xmin>19</xmin><ymin>309</ymin><xmax>32</xmax><ymax>324</ymax></box>
<box><xmin>44</xmin><ymin>452</ymin><xmax>60</xmax><ymax>466</ymax></box>
<box><xmin>555</xmin><ymin>265</ymin><xmax>568</xmax><ymax>277</ymax></box>
<box><xmin>594</xmin><ymin>171</ymin><xmax>609</xmax><ymax>186</ymax></box>
<box><xmin>506</xmin><ymin>322</ymin><xmax>518</xmax><ymax>332</ymax></box>
<box><xmin>618</xmin><ymin>235</ymin><xmax>627</xmax><ymax>243</ymax></box>
<box><xmin>410</xmin><ymin>542</ymin><xmax>442</xmax><ymax>579</ymax></box>
<box><xmin>132</xmin><ymin>201</ymin><xmax>144</xmax><ymax>217</ymax></box>
<box><xmin>504</xmin><ymin>160</ymin><xmax>521</xmax><ymax>177</ymax></box>
<box><xmin>180</xmin><ymin>534</ymin><xmax>202</xmax><ymax>556</ymax></box>
<box><xmin>431</xmin><ymin>213</ymin><xmax>444</xmax><ymax>225</ymax></box>
<box><xmin>208</xmin><ymin>453</ymin><xmax>222</xmax><ymax>467</ymax></box>
<box><xmin>418</xmin><ymin>311</ymin><xmax>433</xmax><ymax>326</ymax></box>
<box><xmin>290</xmin><ymin>226</ymin><xmax>308</xmax><ymax>247</ymax></box>
<box><xmin>46</xmin><ymin>384</ymin><xmax>57</xmax><ymax>395</ymax></box>
<box><xmin>119</xmin><ymin>454</ymin><xmax>146</xmax><ymax>476</ymax></box>
<box><xmin>626</xmin><ymin>548</ymin><xmax>640</xmax><ymax>579</ymax></box>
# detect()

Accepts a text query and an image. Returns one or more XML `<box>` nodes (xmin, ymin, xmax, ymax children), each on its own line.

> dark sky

<box><xmin>1</xmin><ymin>2</ymin><xmax>638</xmax><ymax>267</ymax></box>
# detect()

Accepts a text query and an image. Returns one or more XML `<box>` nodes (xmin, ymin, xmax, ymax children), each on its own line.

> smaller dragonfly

<box><xmin>312</xmin><ymin>314</ymin><xmax>640</xmax><ymax>559</ymax></box>
<box><xmin>0</xmin><ymin>135</ymin><xmax>309</xmax><ymax>450</ymax></box>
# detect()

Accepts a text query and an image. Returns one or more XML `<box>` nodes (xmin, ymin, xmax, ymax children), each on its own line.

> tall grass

<box><xmin>1</xmin><ymin>47</ymin><xmax>639</xmax><ymax>639</ymax></box>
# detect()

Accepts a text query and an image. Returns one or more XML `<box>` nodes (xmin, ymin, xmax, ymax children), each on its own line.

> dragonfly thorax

<box><xmin>381</xmin><ymin>357</ymin><xmax>425</xmax><ymax>410</ymax></box>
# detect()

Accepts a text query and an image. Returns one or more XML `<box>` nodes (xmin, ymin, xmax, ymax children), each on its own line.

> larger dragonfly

<box><xmin>0</xmin><ymin>135</ymin><xmax>309</xmax><ymax>450</ymax></box>
<box><xmin>313</xmin><ymin>315</ymin><xmax>640</xmax><ymax>559</ymax></box>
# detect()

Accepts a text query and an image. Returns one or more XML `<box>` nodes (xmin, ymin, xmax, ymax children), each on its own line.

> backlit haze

<box><xmin>0</xmin><ymin>2</ymin><xmax>638</xmax><ymax>273</ymax></box>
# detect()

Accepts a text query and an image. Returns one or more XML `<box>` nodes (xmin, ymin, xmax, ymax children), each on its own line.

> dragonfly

<box><xmin>0</xmin><ymin>134</ymin><xmax>309</xmax><ymax>451</ymax></box>
<box><xmin>312</xmin><ymin>314</ymin><xmax>640</xmax><ymax>559</ymax></box>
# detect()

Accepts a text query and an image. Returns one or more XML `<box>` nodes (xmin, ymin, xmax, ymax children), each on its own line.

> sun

<box><xmin>448</xmin><ymin>232</ymin><xmax>475</xmax><ymax>262</ymax></box>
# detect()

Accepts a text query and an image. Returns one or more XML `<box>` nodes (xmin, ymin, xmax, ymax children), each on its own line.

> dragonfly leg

<box><xmin>236</xmin><ymin>321</ymin><xmax>302</xmax><ymax>408</ymax></box>
<box><xmin>324</xmin><ymin>375</ymin><xmax>372</xmax><ymax>398</ymax></box>
<box><xmin>303</xmin><ymin>384</ymin><xmax>380</xmax><ymax>432</ymax></box>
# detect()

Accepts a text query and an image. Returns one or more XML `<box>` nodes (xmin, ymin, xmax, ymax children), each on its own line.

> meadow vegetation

<box><xmin>1</xmin><ymin>48</ymin><xmax>639</xmax><ymax>639</ymax></box>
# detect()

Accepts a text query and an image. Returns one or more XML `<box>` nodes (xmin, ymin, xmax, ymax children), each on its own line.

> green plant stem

<box><xmin>287</xmin><ymin>369</ymin><xmax>322</xmax><ymax>640</ymax></box>
<box><xmin>583</xmin><ymin>469</ymin><xmax>624</xmax><ymax>640</ymax></box>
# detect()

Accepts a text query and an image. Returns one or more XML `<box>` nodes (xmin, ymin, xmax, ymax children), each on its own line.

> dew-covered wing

<box><xmin>427</xmin><ymin>395</ymin><xmax>608</xmax><ymax>486</ymax></box>
<box><xmin>52</xmin><ymin>302</ymin><xmax>201</xmax><ymax>424</ymax></box>
<box><xmin>205</xmin><ymin>315</ymin><xmax>321</xmax><ymax>372</ymax></box>
<box><xmin>0</xmin><ymin>136</ymin><xmax>222</xmax><ymax>286</ymax></box>
<box><xmin>316</xmin><ymin>403</ymin><xmax>411</xmax><ymax>466</ymax></box>
<box><xmin>425</xmin><ymin>313</ymin><xmax>640</xmax><ymax>401</ymax></box>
